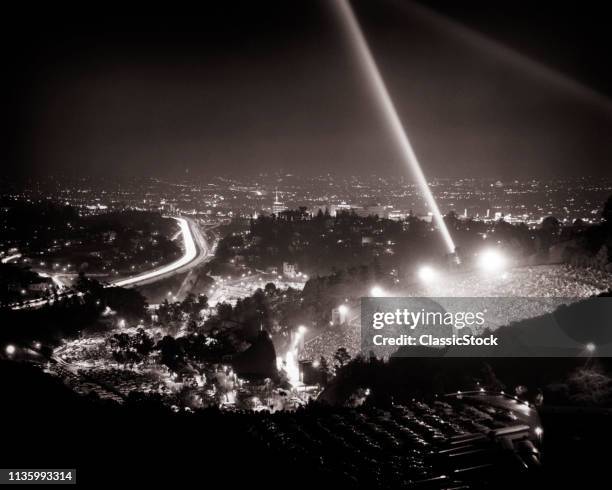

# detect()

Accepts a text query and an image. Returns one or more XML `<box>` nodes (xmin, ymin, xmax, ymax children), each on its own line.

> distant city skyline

<box><xmin>4</xmin><ymin>174</ymin><xmax>611</xmax><ymax>227</ymax></box>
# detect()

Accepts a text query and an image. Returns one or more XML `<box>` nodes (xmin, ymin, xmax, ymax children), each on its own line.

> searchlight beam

<box><xmin>333</xmin><ymin>0</ymin><xmax>455</xmax><ymax>254</ymax></box>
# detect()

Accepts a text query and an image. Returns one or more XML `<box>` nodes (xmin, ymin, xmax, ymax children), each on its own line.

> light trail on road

<box><xmin>38</xmin><ymin>272</ymin><xmax>65</xmax><ymax>290</ymax></box>
<box><xmin>333</xmin><ymin>0</ymin><xmax>455</xmax><ymax>254</ymax></box>
<box><xmin>1</xmin><ymin>253</ymin><xmax>22</xmax><ymax>264</ymax></box>
<box><xmin>9</xmin><ymin>216</ymin><xmax>207</xmax><ymax>309</ymax></box>
<box><xmin>113</xmin><ymin>217</ymin><xmax>197</xmax><ymax>287</ymax></box>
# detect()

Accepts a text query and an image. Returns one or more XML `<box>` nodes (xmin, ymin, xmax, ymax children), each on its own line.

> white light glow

<box><xmin>370</xmin><ymin>285</ymin><xmax>384</xmax><ymax>297</ymax></box>
<box><xmin>285</xmin><ymin>350</ymin><xmax>300</xmax><ymax>387</ymax></box>
<box><xmin>333</xmin><ymin>0</ymin><xmax>455</xmax><ymax>254</ymax></box>
<box><xmin>478</xmin><ymin>249</ymin><xmax>507</xmax><ymax>272</ymax></box>
<box><xmin>5</xmin><ymin>344</ymin><xmax>16</xmax><ymax>355</ymax></box>
<box><xmin>418</xmin><ymin>265</ymin><xmax>438</xmax><ymax>282</ymax></box>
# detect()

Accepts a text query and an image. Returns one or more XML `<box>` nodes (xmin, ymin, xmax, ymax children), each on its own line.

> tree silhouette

<box><xmin>334</xmin><ymin>347</ymin><xmax>351</xmax><ymax>369</ymax></box>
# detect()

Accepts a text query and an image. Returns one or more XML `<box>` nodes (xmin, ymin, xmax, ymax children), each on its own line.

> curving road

<box><xmin>113</xmin><ymin>216</ymin><xmax>217</xmax><ymax>288</ymax></box>
<box><xmin>1</xmin><ymin>253</ymin><xmax>22</xmax><ymax>264</ymax></box>
<box><xmin>10</xmin><ymin>216</ymin><xmax>214</xmax><ymax>309</ymax></box>
<box><xmin>112</xmin><ymin>216</ymin><xmax>200</xmax><ymax>287</ymax></box>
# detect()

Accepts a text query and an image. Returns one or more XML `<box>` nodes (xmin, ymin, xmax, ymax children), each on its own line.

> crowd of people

<box><xmin>298</xmin><ymin>264</ymin><xmax>612</xmax><ymax>363</ymax></box>
<box><xmin>301</xmin><ymin>323</ymin><xmax>361</xmax><ymax>366</ymax></box>
<box><xmin>81</xmin><ymin>367</ymin><xmax>168</xmax><ymax>398</ymax></box>
<box><xmin>414</xmin><ymin>264</ymin><xmax>612</xmax><ymax>299</ymax></box>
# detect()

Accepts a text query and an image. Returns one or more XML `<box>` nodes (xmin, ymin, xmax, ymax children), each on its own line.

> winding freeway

<box><xmin>113</xmin><ymin>216</ymin><xmax>209</xmax><ymax>287</ymax></box>
<box><xmin>10</xmin><ymin>216</ymin><xmax>215</xmax><ymax>309</ymax></box>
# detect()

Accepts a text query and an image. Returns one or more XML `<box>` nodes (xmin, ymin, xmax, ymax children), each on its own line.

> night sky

<box><xmin>3</xmin><ymin>0</ymin><xmax>612</xmax><ymax>181</ymax></box>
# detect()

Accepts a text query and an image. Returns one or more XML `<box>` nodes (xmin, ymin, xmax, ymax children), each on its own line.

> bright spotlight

<box><xmin>338</xmin><ymin>304</ymin><xmax>349</xmax><ymax>315</ymax></box>
<box><xmin>370</xmin><ymin>285</ymin><xmax>384</xmax><ymax>297</ymax></box>
<box><xmin>332</xmin><ymin>0</ymin><xmax>455</xmax><ymax>254</ymax></box>
<box><xmin>5</xmin><ymin>344</ymin><xmax>16</xmax><ymax>355</ymax></box>
<box><xmin>418</xmin><ymin>265</ymin><xmax>438</xmax><ymax>282</ymax></box>
<box><xmin>297</xmin><ymin>325</ymin><xmax>307</xmax><ymax>335</ymax></box>
<box><xmin>478</xmin><ymin>249</ymin><xmax>507</xmax><ymax>272</ymax></box>
<box><xmin>585</xmin><ymin>342</ymin><xmax>596</xmax><ymax>353</ymax></box>
<box><xmin>534</xmin><ymin>426</ymin><xmax>543</xmax><ymax>437</ymax></box>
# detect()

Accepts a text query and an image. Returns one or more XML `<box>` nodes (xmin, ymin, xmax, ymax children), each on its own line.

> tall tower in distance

<box><xmin>272</xmin><ymin>188</ymin><xmax>287</xmax><ymax>215</ymax></box>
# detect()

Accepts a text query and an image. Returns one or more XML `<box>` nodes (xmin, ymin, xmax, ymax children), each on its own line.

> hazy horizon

<box><xmin>4</xmin><ymin>0</ymin><xmax>612</xmax><ymax>181</ymax></box>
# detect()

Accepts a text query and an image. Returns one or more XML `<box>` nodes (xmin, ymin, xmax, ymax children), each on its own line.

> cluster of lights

<box><xmin>410</xmin><ymin>248</ymin><xmax>508</xmax><ymax>287</ymax></box>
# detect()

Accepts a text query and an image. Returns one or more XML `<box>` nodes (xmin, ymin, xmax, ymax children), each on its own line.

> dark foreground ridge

<box><xmin>3</xmin><ymin>359</ymin><xmax>609</xmax><ymax>488</ymax></box>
